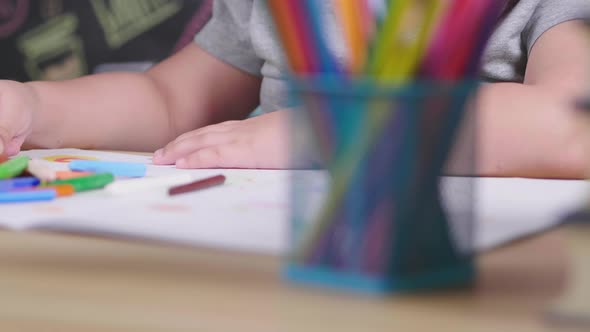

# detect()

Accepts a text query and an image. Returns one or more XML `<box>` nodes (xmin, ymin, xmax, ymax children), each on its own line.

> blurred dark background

<box><xmin>0</xmin><ymin>0</ymin><xmax>211</xmax><ymax>81</ymax></box>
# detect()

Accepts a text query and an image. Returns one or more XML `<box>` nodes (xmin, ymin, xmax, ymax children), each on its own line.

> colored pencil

<box><xmin>0</xmin><ymin>188</ymin><xmax>56</xmax><ymax>203</ymax></box>
<box><xmin>69</xmin><ymin>160</ymin><xmax>146</xmax><ymax>178</ymax></box>
<box><xmin>368</xmin><ymin>0</ymin><xmax>411</xmax><ymax>79</ymax></box>
<box><xmin>45</xmin><ymin>184</ymin><xmax>75</xmax><ymax>197</ymax></box>
<box><xmin>359</xmin><ymin>0</ymin><xmax>376</xmax><ymax>43</ymax></box>
<box><xmin>420</xmin><ymin>0</ymin><xmax>467</xmax><ymax>78</ymax></box>
<box><xmin>335</xmin><ymin>0</ymin><xmax>368</xmax><ymax>73</ymax></box>
<box><xmin>168</xmin><ymin>174</ymin><xmax>226</xmax><ymax>196</ymax></box>
<box><xmin>0</xmin><ymin>177</ymin><xmax>40</xmax><ymax>191</ymax></box>
<box><xmin>380</xmin><ymin>0</ymin><xmax>447</xmax><ymax>80</ymax></box>
<box><xmin>301</xmin><ymin>0</ymin><xmax>342</xmax><ymax>74</ymax></box>
<box><xmin>48</xmin><ymin>173</ymin><xmax>115</xmax><ymax>192</ymax></box>
<box><xmin>266</xmin><ymin>0</ymin><xmax>312</xmax><ymax>73</ymax></box>
<box><xmin>286</xmin><ymin>0</ymin><xmax>320</xmax><ymax>73</ymax></box>
<box><xmin>55</xmin><ymin>171</ymin><xmax>93</xmax><ymax>180</ymax></box>
<box><xmin>0</xmin><ymin>156</ymin><xmax>29</xmax><ymax>180</ymax></box>
<box><xmin>27</xmin><ymin>159</ymin><xmax>58</xmax><ymax>182</ymax></box>
<box><xmin>444</xmin><ymin>1</ymin><xmax>493</xmax><ymax>78</ymax></box>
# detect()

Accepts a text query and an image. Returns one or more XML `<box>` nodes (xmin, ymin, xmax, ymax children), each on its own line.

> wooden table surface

<box><xmin>0</xmin><ymin>229</ymin><xmax>582</xmax><ymax>332</ymax></box>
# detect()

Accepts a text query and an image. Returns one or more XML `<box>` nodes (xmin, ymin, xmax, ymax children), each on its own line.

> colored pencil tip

<box><xmin>168</xmin><ymin>174</ymin><xmax>226</xmax><ymax>196</ymax></box>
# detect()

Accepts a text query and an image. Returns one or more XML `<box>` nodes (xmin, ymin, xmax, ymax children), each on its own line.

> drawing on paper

<box><xmin>43</xmin><ymin>155</ymin><xmax>99</xmax><ymax>163</ymax></box>
<box><xmin>149</xmin><ymin>203</ymin><xmax>191</xmax><ymax>213</ymax></box>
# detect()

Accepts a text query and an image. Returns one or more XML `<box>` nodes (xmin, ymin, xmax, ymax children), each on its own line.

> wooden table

<box><xmin>0</xmin><ymin>229</ymin><xmax>582</xmax><ymax>332</ymax></box>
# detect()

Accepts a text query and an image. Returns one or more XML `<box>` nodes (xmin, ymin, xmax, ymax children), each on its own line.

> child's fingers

<box><xmin>153</xmin><ymin>132</ymin><xmax>234</xmax><ymax>165</ymax></box>
<box><xmin>173</xmin><ymin>121</ymin><xmax>239</xmax><ymax>143</ymax></box>
<box><xmin>0</xmin><ymin>126</ymin><xmax>12</xmax><ymax>155</ymax></box>
<box><xmin>175</xmin><ymin>143</ymin><xmax>255</xmax><ymax>169</ymax></box>
<box><xmin>4</xmin><ymin>135</ymin><xmax>26</xmax><ymax>156</ymax></box>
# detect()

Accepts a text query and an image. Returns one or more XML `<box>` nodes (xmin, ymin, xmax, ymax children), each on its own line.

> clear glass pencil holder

<box><xmin>286</xmin><ymin>77</ymin><xmax>478</xmax><ymax>294</ymax></box>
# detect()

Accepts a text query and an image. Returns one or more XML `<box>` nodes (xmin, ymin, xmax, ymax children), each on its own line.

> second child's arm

<box><xmin>153</xmin><ymin>20</ymin><xmax>590</xmax><ymax>174</ymax></box>
<box><xmin>476</xmin><ymin>20</ymin><xmax>590</xmax><ymax>178</ymax></box>
<box><xmin>23</xmin><ymin>44</ymin><xmax>261</xmax><ymax>152</ymax></box>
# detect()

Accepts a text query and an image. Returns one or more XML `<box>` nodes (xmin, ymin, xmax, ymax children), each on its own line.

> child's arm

<box><xmin>0</xmin><ymin>44</ymin><xmax>261</xmax><ymax>155</ymax></box>
<box><xmin>154</xmin><ymin>20</ymin><xmax>590</xmax><ymax>173</ymax></box>
<box><xmin>477</xmin><ymin>20</ymin><xmax>590</xmax><ymax>178</ymax></box>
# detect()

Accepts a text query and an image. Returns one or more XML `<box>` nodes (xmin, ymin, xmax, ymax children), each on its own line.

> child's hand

<box><xmin>0</xmin><ymin>80</ymin><xmax>39</xmax><ymax>156</ymax></box>
<box><xmin>153</xmin><ymin>110</ymin><xmax>290</xmax><ymax>169</ymax></box>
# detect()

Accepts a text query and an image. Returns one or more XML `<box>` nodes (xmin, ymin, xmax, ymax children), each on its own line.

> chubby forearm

<box><xmin>25</xmin><ymin>72</ymin><xmax>177</xmax><ymax>152</ymax></box>
<box><xmin>476</xmin><ymin>82</ymin><xmax>589</xmax><ymax>178</ymax></box>
<box><xmin>22</xmin><ymin>44</ymin><xmax>262</xmax><ymax>153</ymax></box>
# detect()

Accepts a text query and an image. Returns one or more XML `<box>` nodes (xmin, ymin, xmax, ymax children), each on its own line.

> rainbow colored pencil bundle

<box><xmin>267</xmin><ymin>0</ymin><xmax>503</xmax><ymax>80</ymax></box>
<box><xmin>0</xmin><ymin>155</ymin><xmax>223</xmax><ymax>203</ymax></box>
<box><xmin>266</xmin><ymin>0</ymin><xmax>502</xmax><ymax>293</ymax></box>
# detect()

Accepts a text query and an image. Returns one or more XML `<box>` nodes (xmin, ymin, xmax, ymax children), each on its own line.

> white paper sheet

<box><xmin>0</xmin><ymin>149</ymin><xmax>289</xmax><ymax>253</ymax></box>
<box><xmin>442</xmin><ymin>177</ymin><xmax>589</xmax><ymax>250</ymax></box>
<box><xmin>0</xmin><ymin>149</ymin><xmax>587</xmax><ymax>254</ymax></box>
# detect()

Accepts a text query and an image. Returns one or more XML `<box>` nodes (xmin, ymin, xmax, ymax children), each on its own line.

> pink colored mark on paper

<box><xmin>33</xmin><ymin>204</ymin><xmax>65</xmax><ymax>214</ymax></box>
<box><xmin>42</xmin><ymin>155</ymin><xmax>99</xmax><ymax>163</ymax></box>
<box><xmin>149</xmin><ymin>203</ymin><xmax>192</xmax><ymax>213</ymax></box>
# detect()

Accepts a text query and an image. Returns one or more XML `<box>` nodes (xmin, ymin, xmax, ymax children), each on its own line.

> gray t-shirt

<box><xmin>482</xmin><ymin>0</ymin><xmax>590</xmax><ymax>83</ymax></box>
<box><xmin>195</xmin><ymin>0</ymin><xmax>590</xmax><ymax>113</ymax></box>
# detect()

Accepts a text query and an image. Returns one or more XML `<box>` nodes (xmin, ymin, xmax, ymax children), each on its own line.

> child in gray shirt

<box><xmin>0</xmin><ymin>0</ymin><xmax>589</xmax><ymax>178</ymax></box>
<box><xmin>194</xmin><ymin>0</ymin><xmax>589</xmax><ymax>112</ymax></box>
